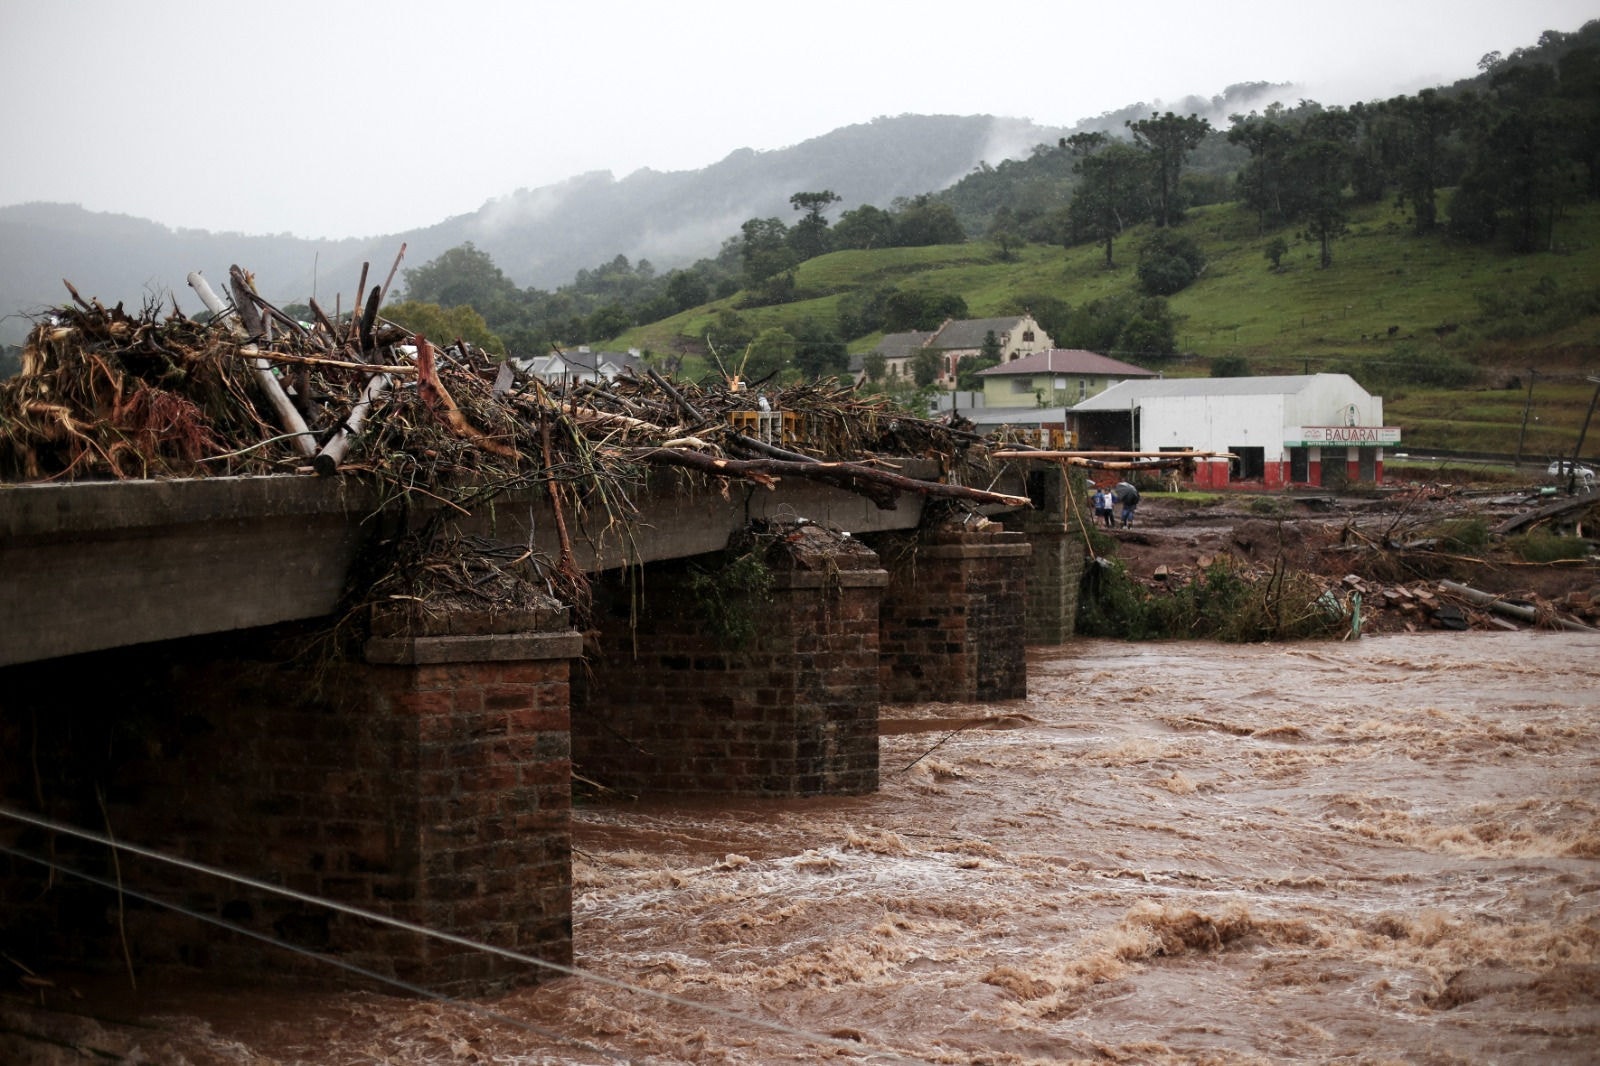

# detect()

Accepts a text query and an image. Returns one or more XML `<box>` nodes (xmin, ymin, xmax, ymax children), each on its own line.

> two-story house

<box><xmin>975</xmin><ymin>349</ymin><xmax>1158</xmax><ymax>408</ymax></box>
<box><xmin>849</xmin><ymin>314</ymin><xmax>1054</xmax><ymax>388</ymax></box>
<box><xmin>925</xmin><ymin>314</ymin><xmax>1054</xmax><ymax>386</ymax></box>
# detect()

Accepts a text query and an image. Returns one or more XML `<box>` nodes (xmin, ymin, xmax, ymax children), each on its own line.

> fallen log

<box><xmin>1438</xmin><ymin>579</ymin><xmax>1597</xmax><ymax>633</ymax></box>
<box><xmin>645</xmin><ymin>365</ymin><xmax>705</xmax><ymax>424</ymax></box>
<box><xmin>228</xmin><ymin>266</ymin><xmax>266</xmax><ymax>337</ymax></box>
<box><xmin>242</xmin><ymin>350</ymin><xmax>417</xmax><ymax>376</ymax></box>
<box><xmin>1491</xmin><ymin>489</ymin><xmax>1599</xmax><ymax>535</ymax></box>
<box><xmin>626</xmin><ymin>447</ymin><xmax>1033</xmax><ymax>511</ymax></box>
<box><xmin>726</xmin><ymin>432</ymin><xmax>820</xmax><ymax>464</ymax></box>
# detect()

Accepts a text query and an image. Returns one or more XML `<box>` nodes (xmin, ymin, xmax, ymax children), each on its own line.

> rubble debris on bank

<box><xmin>1102</xmin><ymin>493</ymin><xmax>1600</xmax><ymax>637</ymax></box>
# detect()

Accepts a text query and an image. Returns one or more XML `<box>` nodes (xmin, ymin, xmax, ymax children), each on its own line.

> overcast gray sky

<box><xmin>2</xmin><ymin>0</ymin><xmax>1593</xmax><ymax>240</ymax></box>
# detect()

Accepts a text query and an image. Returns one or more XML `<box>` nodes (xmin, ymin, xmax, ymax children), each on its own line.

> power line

<box><xmin>0</xmin><ymin>841</ymin><xmax>628</xmax><ymax>1063</ymax></box>
<box><xmin>0</xmin><ymin>805</ymin><xmax>932</xmax><ymax>1064</ymax></box>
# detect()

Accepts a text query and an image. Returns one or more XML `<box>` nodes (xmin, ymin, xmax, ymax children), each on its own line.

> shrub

<box><xmin>1210</xmin><ymin>354</ymin><xmax>1251</xmax><ymax>377</ymax></box>
<box><xmin>1077</xmin><ymin>555</ymin><xmax>1344</xmax><ymax>642</ymax></box>
<box><xmin>1434</xmin><ymin>517</ymin><xmax>1489</xmax><ymax>553</ymax></box>
<box><xmin>1511</xmin><ymin>531</ymin><xmax>1592</xmax><ymax>563</ymax></box>
<box><xmin>1137</xmin><ymin>231</ymin><xmax>1206</xmax><ymax>296</ymax></box>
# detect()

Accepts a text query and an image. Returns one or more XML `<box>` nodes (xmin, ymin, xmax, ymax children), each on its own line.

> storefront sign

<box><xmin>1286</xmin><ymin>426</ymin><xmax>1401</xmax><ymax>447</ymax></box>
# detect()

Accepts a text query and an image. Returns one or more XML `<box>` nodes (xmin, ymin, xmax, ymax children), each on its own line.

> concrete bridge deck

<box><xmin>0</xmin><ymin>461</ymin><xmax>974</xmax><ymax>667</ymax></box>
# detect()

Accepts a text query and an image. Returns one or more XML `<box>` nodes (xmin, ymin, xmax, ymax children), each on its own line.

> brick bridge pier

<box><xmin>0</xmin><ymin>464</ymin><xmax>1081</xmax><ymax>994</ymax></box>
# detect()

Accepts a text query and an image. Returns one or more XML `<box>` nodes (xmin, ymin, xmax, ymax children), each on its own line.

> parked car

<box><xmin>1548</xmin><ymin>460</ymin><xmax>1596</xmax><ymax>487</ymax></box>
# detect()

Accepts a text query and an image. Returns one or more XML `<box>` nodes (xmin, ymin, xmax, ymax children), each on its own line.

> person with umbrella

<box><xmin>1112</xmin><ymin>480</ymin><xmax>1141</xmax><ymax>528</ymax></box>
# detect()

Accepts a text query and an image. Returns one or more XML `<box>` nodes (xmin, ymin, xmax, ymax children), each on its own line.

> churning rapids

<box><xmin>7</xmin><ymin>632</ymin><xmax>1599</xmax><ymax>1064</ymax></box>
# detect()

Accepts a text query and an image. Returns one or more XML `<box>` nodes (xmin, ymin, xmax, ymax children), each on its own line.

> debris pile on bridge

<box><xmin>0</xmin><ymin>264</ymin><xmax>1023</xmax><ymax>504</ymax></box>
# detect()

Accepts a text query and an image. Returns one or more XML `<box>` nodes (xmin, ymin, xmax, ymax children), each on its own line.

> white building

<box><xmin>1070</xmin><ymin>374</ymin><xmax>1400</xmax><ymax>489</ymax></box>
<box><xmin>514</xmin><ymin>347</ymin><xmax>642</xmax><ymax>387</ymax></box>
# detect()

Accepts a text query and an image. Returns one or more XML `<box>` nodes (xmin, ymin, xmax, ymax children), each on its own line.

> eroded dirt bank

<box><xmin>6</xmin><ymin>632</ymin><xmax>1598</xmax><ymax>1064</ymax></box>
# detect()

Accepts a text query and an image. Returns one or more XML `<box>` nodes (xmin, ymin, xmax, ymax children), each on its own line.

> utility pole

<box><xmin>1564</xmin><ymin>375</ymin><xmax>1600</xmax><ymax>494</ymax></box>
<box><xmin>1515</xmin><ymin>368</ymin><xmax>1536</xmax><ymax>466</ymax></box>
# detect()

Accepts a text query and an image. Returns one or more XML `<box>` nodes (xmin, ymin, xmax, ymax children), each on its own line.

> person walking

<box><xmin>1096</xmin><ymin>487</ymin><xmax>1115</xmax><ymax>528</ymax></box>
<box><xmin>1112</xmin><ymin>481</ymin><xmax>1141</xmax><ymax>528</ymax></box>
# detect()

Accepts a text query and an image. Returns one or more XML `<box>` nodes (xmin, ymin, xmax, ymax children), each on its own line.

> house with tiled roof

<box><xmin>846</xmin><ymin>330</ymin><xmax>936</xmax><ymax>385</ymax></box>
<box><xmin>848</xmin><ymin>315</ymin><xmax>1056</xmax><ymax>388</ymax></box>
<box><xmin>975</xmin><ymin>349</ymin><xmax>1157</xmax><ymax>409</ymax></box>
<box><xmin>924</xmin><ymin>314</ymin><xmax>1053</xmax><ymax>387</ymax></box>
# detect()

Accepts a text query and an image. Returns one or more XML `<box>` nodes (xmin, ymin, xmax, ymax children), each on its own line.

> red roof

<box><xmin>976</xmin><ymin>349</ymin><xmax>1157</xmax><ymax>377</ymax></box>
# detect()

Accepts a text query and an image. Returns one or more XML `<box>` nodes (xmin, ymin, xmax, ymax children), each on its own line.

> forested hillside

<box><xmin>0</xmin><ymin>114</ymin><xmax>1073</xmax><ymax>349</ymax></box>
<box><xmin>382</xmin><ymin>18</ymin><xmax>1599</xmax><ymax>442</ymax></box>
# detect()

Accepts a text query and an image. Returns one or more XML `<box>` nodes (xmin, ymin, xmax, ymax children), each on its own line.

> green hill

<box><xmin>619</xmin><ymin>196</ymin><xmax>1600</xmax><ymax>463</ymax></box>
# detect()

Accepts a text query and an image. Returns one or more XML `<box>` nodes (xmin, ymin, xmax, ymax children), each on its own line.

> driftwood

<box><xmin>414</xmin><ymin>337</ymin><xmax>518</xmax><ymax>460</ymax></box>
<box><xmin>627</xmin><ymin>447</ymin><xmax>1032</xmax><ymax>511</ymax></box>
<box><xmin>1439</xmin><ymin>579</ymin><xmax>1597</xmax><ymax>633</ymax></box>
<box><xmin>344</xmin><ymin>262</ymin><xmax>370</xmax><ymax>348</ymax></box>
<box><xmin>246</xmin><ymin>351</ymin><xmax>417</xmax><ymax>376</ymax></box>
<box><xmin>228</xmin><ymin>266</ymin><xmax>266</xmax><ymax>337</ymax></box>
<box><xmin>726</xmin><ymin>432</ymin><xmax>820</xmax><ymax>464</ymax></box>
<box><xmin>188</xmin><ymin>271</ymin><xmax>316</xmax><ymax>458</ymax></box>
<box><xmin>314</xmin><ymin>373</ymin><xmax>394</xmax><ymax>476</ymax></box>
<box><xmin>645</xmin><ymin>365</ymin><xmax>705</xmax><ymax>424</ymax></box>
<box><xmin>1492</xmin><ymin>490</ymin><xmax>1599</xmax><ymax>535</ymax></box>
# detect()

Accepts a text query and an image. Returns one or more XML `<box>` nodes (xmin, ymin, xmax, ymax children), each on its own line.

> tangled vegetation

<box><xmin>1077</xmin><ymin>555</ymin><xmax>1348</xmax><ymax>642</ymax></box>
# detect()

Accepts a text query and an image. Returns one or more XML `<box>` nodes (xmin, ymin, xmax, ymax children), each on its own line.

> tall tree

<box><xmin>1287</xmin><ymin>109</ymin><xmax>1357</xmax><ymax>268</ymax></box>
<box><xmin>738</xmin><ymin>217</ymin><xmax>796</xmax><ymax>290</ymax></box>
<box><xmin>1558</xmin><ymin>42</ymin><xmax>1600</xmax><ymax>198</ymax></box>
<box><xmin>1383</xmin><ymin>89</ymin><xmax>1461</xmax><ymax>235</ymax></box>
<box><xmin>832</xmin><ymin>204</ymin><xmax>896</xmax><ymax>250</ymax></box>
<box><xmin>1454</xmin><ymin>63</ymin><xmax>1578</xmax><ymax>252</ymax></box>
<box><xmin>664</xmin><ymin>269</ymin><xmax>711</xmax><ymax>312</ymax></box>
<box><xmin>384</xmin><ymin>299</ymin><xmax>505</xmax><ymax>355</ymax></box>
<box><xmin>788</xmin><ymin>190</ymin><xmax>841</xmax><ymax>261</ymax></box>
<box><xmin>1067</xmin><ymin>141</ymin><xmax>1150</xmax><ymax>267</ymax></box>
<box><xmin>1127</xmin><ymin>112</ymin><xmax>1212</xmax><ymax>227</ymax></box>
<box><xmin>1227</xmin><ymin>107</ymin><xmax>1298</xmax><ymax>233</ymax></box>
<box><xmin>792</xmin><ymin>318</ymin><xmax>848</xmax><ymax>379</ymax></box>
<box><xmin>401</xmin><ymin>243</ymin><xmax>521</xmax><ymax>318</ymax></box>
<box><xmin>890</xmin><ymin>194</ymin><xmax>966</xmax><ymax>247</ymax></box>
<box><xmin>744</xmin><ymin>327</ymin><xmax>797</xmax><ymax>384</ymax></box>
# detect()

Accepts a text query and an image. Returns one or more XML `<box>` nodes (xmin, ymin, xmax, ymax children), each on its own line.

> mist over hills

<box><xmin>0</xmin><ymin>88</ymin><xmax>1284</xmax><ymax>348</ymax></box>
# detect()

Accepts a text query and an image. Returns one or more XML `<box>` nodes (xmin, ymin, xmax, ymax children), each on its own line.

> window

<box><xmin>1022</xmin><ymin>330</ymin><xmax>1035</xmax><ymax>342</ymax></box>
<box><xmin>1011</xmin><ymin>377</ymin><xmax>1033</xmax><ymax>394</ymax></box>
<box><xmin>1229</xmin><ymin>446</ymin><xmax>1265</xmax><ymax>481</ymax></box>
<box><xmin>1078</xmin><ymin>378</ymin><xmax>1088</xmax><ymax>400</ymax></box>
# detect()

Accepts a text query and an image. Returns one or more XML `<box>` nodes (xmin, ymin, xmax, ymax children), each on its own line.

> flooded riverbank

<box><xmin>6</xmin><ymin>632</ymin><xmax>1598</xmax><ymax>1064</ymax></box>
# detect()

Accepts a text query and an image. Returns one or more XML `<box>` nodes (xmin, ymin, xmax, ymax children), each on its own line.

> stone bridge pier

<box><xmin>1</xmin><ymin>607</ymin><xmax>583</xmax><ymax>994</ymax></box>
<box><xmin>2</xmin><ymin>506</ymin><xmax>1061</xmax><ymax>994</ymax></box>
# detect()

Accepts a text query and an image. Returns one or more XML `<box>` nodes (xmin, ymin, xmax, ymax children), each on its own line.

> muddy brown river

<box><xmin>6</xmin><ymin>631</ymin><xmax>1599</xmax><ymax>1064</ymax></box>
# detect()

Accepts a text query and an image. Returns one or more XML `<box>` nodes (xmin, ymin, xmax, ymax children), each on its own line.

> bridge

<box><xmin>0</xmin><ymin>457</ymin><xmax>1083</xmax><ymax>995</ymax></box>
